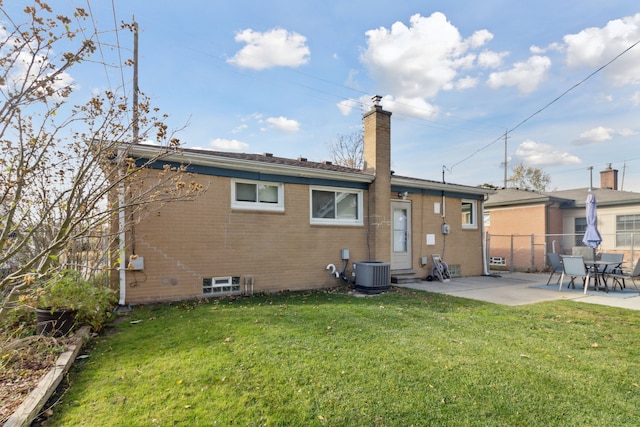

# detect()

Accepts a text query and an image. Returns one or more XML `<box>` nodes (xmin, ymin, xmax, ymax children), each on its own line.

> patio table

<box><xmin>584</xmin><ymin>260</ymin><xmax>622</xmax><ymax>292</ymax></box>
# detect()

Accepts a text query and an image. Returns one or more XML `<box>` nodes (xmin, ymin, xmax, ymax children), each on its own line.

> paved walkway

<box><xmin>394</xmin><ymin>272</ymin><xmax>640</xmax><ymax>310</ymax></box>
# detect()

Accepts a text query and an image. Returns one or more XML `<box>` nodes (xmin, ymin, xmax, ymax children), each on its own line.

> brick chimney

<box><xmin>363</xmin><ymin>95</ymin><xmax>392</xmax><ymax>262</ymax></box>
<box><xmin>600</xmin><ymin>163</ymin><xmax>618</xmax><ymax>190</ymax></box>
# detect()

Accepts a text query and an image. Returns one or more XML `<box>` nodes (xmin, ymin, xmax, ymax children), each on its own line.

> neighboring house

<box><xmin>485</xmin><ymin>165</ymin><xmax>640</xmax><ymax>271</ymax></box>
<box><xmin>115</xmin><ymin>102</ymin><xmax>493</xmax><ymax>305</ymax></box>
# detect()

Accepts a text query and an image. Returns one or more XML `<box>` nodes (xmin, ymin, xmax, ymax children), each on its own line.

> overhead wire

<box><xmin>110</xmin><ymin>0</ymin><xmax>128</xmax><ymax>99</ymax></box>
<box><xmin>449</xmin><ymin>39</ymin><xmax>640</xmax><ymax>172</ymax></box>
<box><xmin>84</xmin><ymin>0</ymin><xmax>112</xmax><ymax>90</ymax></box>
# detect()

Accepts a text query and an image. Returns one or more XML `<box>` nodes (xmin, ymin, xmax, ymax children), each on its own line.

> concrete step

<box><xmin>391</xmin><ymin>270</ymin><xmax>423</xmax><ymax>284</ymax></box>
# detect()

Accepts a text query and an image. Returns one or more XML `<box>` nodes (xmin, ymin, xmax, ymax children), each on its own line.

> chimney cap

<box><xmin>372</xmin><ymin>95</ymin><xmax>382</xmax><ymax>106</ymax></box>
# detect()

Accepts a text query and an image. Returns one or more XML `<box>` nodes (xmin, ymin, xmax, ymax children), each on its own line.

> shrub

<box><xmin>37</xmin><ymin>270</ymin><xmax>117</xmax><ymax>332</ymax></box>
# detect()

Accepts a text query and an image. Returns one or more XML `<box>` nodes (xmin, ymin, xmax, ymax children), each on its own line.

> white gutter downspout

<box><xmin>481</xmin><ymin>194</ymin><xmax>490</xmax><ymax>276</ymax></box>
<box><xmin>117</xmin><ymin>160</ymin><xmax>127</xmax><ymax>306</ymax></box>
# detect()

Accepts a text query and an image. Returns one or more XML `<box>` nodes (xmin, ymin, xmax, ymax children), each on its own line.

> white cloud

<box><xmin>563</xmin><ymin>13</ymin><xmax>640</xmax><ymax>86</ymax></box>
<box><xmin>632</xmin><ymin>91</ymin><xmax>640</xmax><ymax>106</ymax></box>
<box><xmin>360</xmin><ymin>12</ymin><xmax>499</xmax><ymax>101</ymax></box>
<box><xmin>477</xmin><ymin>50</ymin><xmax>508</xmax><ymax>68</ymax></box>
<box><xmin>455</xmin><ymin>76</ymin><xmax>478</xmax><ymax>90</ymax></box>
<box><xmin>209</xmin><ymin>138</ymin><xmax>249</xmax><ymax>151</ymax></box>
<box><xmin>262</xmin><ymin>116</ymin><xmax>300</xmax><ymax>133</ymax></box>
<box><xmin>1</xmin><ymin>48</ymin><xmax>76</xmax><ymax>99</ymax></box>
<box><xmin>231</xmin><ymin>124</ymin><xmax>248</xmax><ymax>134</ymax></box>
<box><xmin>512</xmin><ymin>140</ymin><xmax>581</xmax><ymax>167</ymax></box>
<box><xmin>486</xmin><ymin>55</ymin><xmax>551</xmax><ymax>94</ymax></box>
<box><xmin>384</xmin><ymin>95</ymin><xmax>439</xmax><ymax>119</ymax></box>
<box><xmin>618</xmin><ymin>128</ymin><xmax>637</xmax><ymax>136</ymax></box>
<box><xmin>227</xmin><ymin>28</ymin><xmax>310</xmax><ymax>70</ymax></box>
<box><xmin>529</xmin><ymin>45</ymin><xmax>545</xmax><ymax>55</ymax></box>
<box><xmin>467</xmin><ymin>29</ymin><xmax>493</xmax><ymax>48</ymax></box>
<box><xmin>336</xmin><ymin>98</ymin><xmax>361</xmax><ymax>116</ymax></box>
<box><xmin>344</xmin><ymin>69</ymin><xmax>360</xmax><ymax>89</ymax></box>
<box><xmin>574</xmin><ymin>126</ymin><xmax>614</xmax><ymax>145</ymax></box>
<box><xmin>529</xmin><ymin>42</ymin><xmax>564</xmax><ymax>55</ymax></box>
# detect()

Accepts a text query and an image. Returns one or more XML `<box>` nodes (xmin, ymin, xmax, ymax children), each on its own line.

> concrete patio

<box><xmin>394</xmin><ymin>272</ymin><xmax>640</xmax><ymax>311</ymax></box>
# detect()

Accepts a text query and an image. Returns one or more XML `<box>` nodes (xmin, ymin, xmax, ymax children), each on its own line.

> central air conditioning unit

<box><xmin>354</xmin><ymin>261</ymin><xmax>391</xmax><ymax>294</ymax></box>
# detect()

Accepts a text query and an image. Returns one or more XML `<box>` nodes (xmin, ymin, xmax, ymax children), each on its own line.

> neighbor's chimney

<box><xmin>600</xmin><ymin>163</ymin><xmax>618</xmax><ymax>190</ymax></box>
<box><xmin>363</xmin><ymin>95</ymin><xmax>392</xmax><ymax>262</ymax></box>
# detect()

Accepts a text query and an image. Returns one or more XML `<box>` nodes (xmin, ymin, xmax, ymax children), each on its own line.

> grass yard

<box><xmin>46</xmin><ymin>287</ymin><xmax>640</xmax><ymax>426</ymax></box>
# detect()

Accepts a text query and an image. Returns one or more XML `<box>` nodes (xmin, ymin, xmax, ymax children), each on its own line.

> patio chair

<box><xmin>546</xmin><ymin>253</ymin><xmax>563</xmax><ymax>285</ymax></box>
<box><xmin>607</xmin><ymin>259</ymin><xmax>640</xmax><ymax>292</ymax></box>
<box><xmin>559</xmin><ymin>255</ymin><xmax>593</xmax><ymax>294</ymax></box>
<box><xmin>597</xmin><ymin>253</ymin><xmax>623</xmax><ymax>273</ymax></box>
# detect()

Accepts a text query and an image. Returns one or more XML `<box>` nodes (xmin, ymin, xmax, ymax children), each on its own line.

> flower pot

<box><xmin>36</xmin><ymin>308</ymin><xmax>77</xmax><ymax>337</ymax></box>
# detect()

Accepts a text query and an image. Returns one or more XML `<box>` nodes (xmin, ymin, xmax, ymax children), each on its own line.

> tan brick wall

<box><xmin>485</xmin><ymin>204</ymin><xmax>548</xmax><ymax>270</ymax></box>
<box><xmin>116</xmin><ymin>170</ymin><xmax>487</xmax><ymax>304</ymax></box>
<box><xmin>122</xmin><ymin>173</ymin><xmax>370</xmax><ymax>304</ymax></box>
<box><xmin>363</xmin><ymin>106</ymin><xmax>392</xmax><ymax>262</ymax></box>
<box><xmin>406</xmin><ymin>194</ymin><xmax>484</xmax><ymax>277</ymax></box>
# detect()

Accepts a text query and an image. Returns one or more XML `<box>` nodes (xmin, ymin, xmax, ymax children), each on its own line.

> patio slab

<box><xmin>394</xmin><ymin>272</ymin><xmax>640</xmax><ymax>310</ymax></box>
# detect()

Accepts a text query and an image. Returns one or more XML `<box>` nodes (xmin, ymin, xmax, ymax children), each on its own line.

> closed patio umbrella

<box><xmin>582</xmin><ymin>192</ymin><xmax>602</xmax><ymax>260</ymax></box>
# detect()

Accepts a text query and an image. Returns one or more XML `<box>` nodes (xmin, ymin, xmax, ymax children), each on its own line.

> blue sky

<box><xmin>11</xmin><ymin>1</ymin><xmax>640</xmax><ymax>191</ymax></box>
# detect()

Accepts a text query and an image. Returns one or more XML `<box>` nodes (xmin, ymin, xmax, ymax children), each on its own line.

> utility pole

<box><xmin>132</xmin><ymin>17</ymin><xmax>139</xmax><ymax>143</ymax></box>
<box><xmin>503</xmin><ymin>129</ymin><xmax>509</xmax><ymax>188</ymax></box>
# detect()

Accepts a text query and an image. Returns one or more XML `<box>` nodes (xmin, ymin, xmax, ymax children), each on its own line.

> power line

<box><xmin>84</xmin><ymin>0</ymin><xmax>112</xmax><ymax>90</ymax></box>
<box><xmin>448</xmin><ymin>39</ymin><xmax>640</xmax><ymax>172</ymax></box>
<box><xmin>110</xmin><ymin>0</ymin><xmax>128</xmax><ymax>97</ymax></box>
<box><xmin>509</xmin><ymin>39</ymin><xmax>640</xmax><ymax>135</ymax></box>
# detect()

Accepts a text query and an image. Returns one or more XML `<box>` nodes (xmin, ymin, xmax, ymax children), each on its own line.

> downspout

<box><xmin>481</xmin><ymin>193</ymin><xmax>490</xmax><ymax>276</ymax></box>
<box><xmin>117</xmin><ymin>158</ymin><xmax>127</xmax><ymax>307</ymax></box>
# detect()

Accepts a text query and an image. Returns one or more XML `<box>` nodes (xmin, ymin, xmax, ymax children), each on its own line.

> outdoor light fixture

<box><xmin>398</xmin><ymin>191</ymin><xmax>408</xmax><ymax>199</ymax></box>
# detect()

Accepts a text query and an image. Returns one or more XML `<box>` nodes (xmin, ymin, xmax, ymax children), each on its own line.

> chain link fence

<box><xmin>486</xmin><ymin>232</ymin><xmax>639</xmax><ymax>273</ymax></box>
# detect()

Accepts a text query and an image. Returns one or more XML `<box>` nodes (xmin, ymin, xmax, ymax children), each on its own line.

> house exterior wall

<box><xmin>115</xmin><ymin>102</ymin><xmax>489</xmax><ymax>305</ymax></box>
<box><xmin>122</xmin><ymin>172</ymin><xmax>371</xmax><ymax>304</ymax></box>
<box><xmin>408</xmin><ymin>194</ymin><xmax>484</xmax><ymax>277</ymax></box>
<box><xmin>485</xmin><ymin>204</ymin><xmax>548</xmax><ymax>271</ymax></box>
<box><xmin>118</xmin><ymin>171</ymin><xmax>487</xmax><ymax>304</ymax></box>
<box><xmin>562</xmin><ymin>204</ymin><xmax>640</xmax><ymax>267</ymax></box>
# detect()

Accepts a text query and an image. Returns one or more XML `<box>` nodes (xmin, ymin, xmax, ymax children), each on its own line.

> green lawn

<box><xmin>49</xmin><ymin>287</ymin><xmax>640</xmax><ymax>426</ymax></box>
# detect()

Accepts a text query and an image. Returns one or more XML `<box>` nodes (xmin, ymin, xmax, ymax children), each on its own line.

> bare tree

<box><xmin>327</xmin><ymin>130</ymin><xmax>364</xmax><ymax>169</ymax></box>
<box><xmin>507</xmin><ymin>163</ymin><xmax>551</xmax><ymax>192</ymax></box>
<box><xmin>0</xmin><ymin>2</ymin><xmax>203</xmax><ymax>316</ymax></box>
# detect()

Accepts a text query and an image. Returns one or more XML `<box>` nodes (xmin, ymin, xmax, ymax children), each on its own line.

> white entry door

<box><xmin>391</xmin><ymin>200</ymin><xmax>412</xmax><ymax>270</ymax></box>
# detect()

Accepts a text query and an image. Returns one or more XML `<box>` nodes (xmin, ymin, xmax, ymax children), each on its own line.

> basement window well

<box><xmin>203</xmin><ymin>277</ymin><xmax>241</xmax><ymax>295</ymax></box>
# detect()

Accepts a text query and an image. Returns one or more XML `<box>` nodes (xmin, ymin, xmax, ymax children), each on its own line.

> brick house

<box><xmin>115</xmin><ymin>102</ymin><xmax>492</xmax><ymax>305</ymax></box>
<box><xmin>485</xmin><ymin>165</ymin><xmax>640</xmax><ymax>271</ymax></box>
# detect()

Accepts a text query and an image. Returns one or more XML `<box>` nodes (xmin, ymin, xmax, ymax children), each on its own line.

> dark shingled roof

<box><xmin>486</xmin><ymin>187</ymin><xmax>640</xmax><ymax>209</ymax></box>
<box><xmin>179</xmin><ymin>146</ymin><xmax>366</xmax><ymax>174</ymax></box>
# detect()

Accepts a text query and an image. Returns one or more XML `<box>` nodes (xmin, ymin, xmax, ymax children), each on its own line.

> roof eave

<box><xmin>391</xmin><ymin>176</ymin><xmax>493</xmax><ymax>196</ymax></box>
<box><xmin>126</xmin><ymin>144</ymin><xmax>375</xmax><ymax>183</ymax></box>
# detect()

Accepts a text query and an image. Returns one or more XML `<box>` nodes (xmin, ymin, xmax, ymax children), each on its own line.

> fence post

<box><xmin>530</xmin><ymin>234</ymin><xmax>535</xmax><ymax>272</ymax></box>
<box><xmin>632</xmin><ymin>232</ymin><xmax>635</xmax><ymax>268</ymax></box>
<box><xmin>510</xmin><ymin>234</ymin><xmax>514</xmax><ymax>273</ymax></box>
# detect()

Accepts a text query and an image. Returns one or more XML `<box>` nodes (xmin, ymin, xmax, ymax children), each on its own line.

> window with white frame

<box><xmin>203</xmin><ymin>277</ymin><xmax>241</xmax><ymax>295</ymax></box>
<box><xmin>231</xmin><ymin>180</ymin><xmax>284</xmax><ymax>211</ymax></box>
<box><xmin>575</xmin><ymin>217</ymin><xmax>587</xmax><ymax>246</ymax></box>
<box><xmin>616</xmin><ymin>214</ymin><xmax>640</xmax><ymax>247</ymax></box>
<box><xmin>461</xmin><ymin>199</ymin><xmax>478</xmax><ymax>229</ymax></box>
<box><xmin>310</xmin><ymin>187</ymin><xmax>363</xmax><ymax>225</ymax></box>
